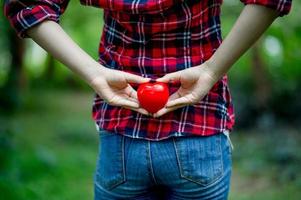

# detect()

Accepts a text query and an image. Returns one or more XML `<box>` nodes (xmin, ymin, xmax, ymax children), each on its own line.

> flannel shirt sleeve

<box><xmin>240</xmin><ymin>0</ymin><xmax>292</xmax><ymax>16</ymax></box>
<box><xmin>4</xmin><ymin>0</ymin><xmax>70</xmax><ymax>38</ymax></box>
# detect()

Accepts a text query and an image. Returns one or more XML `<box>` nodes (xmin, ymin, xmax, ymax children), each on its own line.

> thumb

<box><xmin>156</xmin><ymin>71</ymin><xmax>181</xmax><ymax>83</ymax></box>
<box><xmin>124</xmin><ymin>72</ymin><xmax>151</xmax><ymax>84</ymax></box>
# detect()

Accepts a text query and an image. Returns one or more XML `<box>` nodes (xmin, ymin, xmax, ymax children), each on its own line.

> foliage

<box><xmin>0</xmin><ymin>1</ymin><xmax>300</xmax><ymax>199</ymax></box>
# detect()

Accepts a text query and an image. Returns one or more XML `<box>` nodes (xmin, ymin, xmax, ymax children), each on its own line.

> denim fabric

<box><xmin>93</xmin><ymin>130</ymin><xmax>232</xmax><ymax>200</ymax></box>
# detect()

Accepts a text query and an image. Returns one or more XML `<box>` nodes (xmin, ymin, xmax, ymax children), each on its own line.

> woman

<box><xmin>4</xmin><ymin>0</ymin><xmax>291</xmax><ymax>199</ymax></box>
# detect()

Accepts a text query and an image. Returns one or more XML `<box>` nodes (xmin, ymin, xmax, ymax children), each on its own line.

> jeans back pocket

<box><xmin>173</xmin><ymin>133</ymin><xmax>224</xmax><ymax>187</ymax></box>
<box><xmin>94</xmin><ymin>130</ymin><xmax>126</xmax><ymax>190</ymax></box>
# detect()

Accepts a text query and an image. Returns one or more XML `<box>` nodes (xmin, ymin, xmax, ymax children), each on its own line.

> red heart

<box><xmin>137</xmin><ymin>81</ymin><xmax>169</xmax><ymax>113</ymax></box>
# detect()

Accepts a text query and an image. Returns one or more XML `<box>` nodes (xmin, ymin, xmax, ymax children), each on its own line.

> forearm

<box><xmin>26</xmin><ymin>20</ymin><xmax>104</xmax><ymax>85</ymax></box>
<box><xmin>206</xmin><ymin>4</ymin><xmax>279</xmax><ymax>79</ymax></box>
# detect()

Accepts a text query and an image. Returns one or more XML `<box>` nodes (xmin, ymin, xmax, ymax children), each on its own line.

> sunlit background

<box><xmin>1</xmin><ymin>1</ymin><xmax>300</xmax><ymax>199</ymax></box>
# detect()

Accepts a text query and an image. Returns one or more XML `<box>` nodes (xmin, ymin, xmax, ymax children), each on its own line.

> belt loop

<box><xmin>223</xmin><ymin>130</ymin><xmax>234</xmax><ymax>151</ymax></box>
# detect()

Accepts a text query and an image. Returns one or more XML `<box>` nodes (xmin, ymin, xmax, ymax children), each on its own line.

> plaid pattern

<box><xmin>4</xmin><ymin>0</ymin><xmax>292</xmax><ymax>140</ymax></box>
<box><xmin>4</xmin><ymin>0</ymin><xmax>70</xmax><ymax>38</ymax></box>
<box><xmin>240</xmin><ymin>0</ymin><xmax>292</xmax><ymax>16</ymax></box>
<box><xmin>79</xmin><ymin>0</ymin><xmax>185</xmax><ymax>14</ymax></box>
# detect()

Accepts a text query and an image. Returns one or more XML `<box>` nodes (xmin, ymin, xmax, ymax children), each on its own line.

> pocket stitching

<box><xmin>173</xmin><ymin>135</ymin><xmax>224</xmax><ymax>187</ymax></box>
<box><xmin>108</xmin><ymin>135</ymin><xmax>126</xmax><ymax>190</ymax></box>
<box><xmin>95</xmin><ymin>133</ymin><xmax>126</xmax><ymax>190</ymax></box>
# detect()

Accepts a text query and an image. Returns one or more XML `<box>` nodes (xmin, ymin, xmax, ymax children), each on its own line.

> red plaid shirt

<box><xmin>4</xmin><ymin>0</ymin><xmax>292</xmax><ymax>140</ymax></box>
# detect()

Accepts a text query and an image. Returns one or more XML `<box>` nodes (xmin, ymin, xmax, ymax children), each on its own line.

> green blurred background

<box><xmin>0</xmin><ymin>1</ymin><xmax>300</xmax><ymax>199</ymax></box>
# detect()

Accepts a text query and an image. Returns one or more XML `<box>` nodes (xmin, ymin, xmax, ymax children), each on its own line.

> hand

<box><xmin>89</xmin><ymin>66</ymin><xmax>151</xmax><ymax>116</ymax></box>
<box><xmin>153</xmin><ymin>62</ymin><xmax>219</xmax><ymax>118</ymax></box>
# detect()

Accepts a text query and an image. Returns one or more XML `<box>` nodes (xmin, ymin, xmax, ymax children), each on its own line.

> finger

<box><xmin>110</xmin><ymin>95</ymin><xmax>140</xmax><ymax>108</ymax></box>
<box><xmin>127</xmin><ymin>96</ymin><xmax>139</xmax><ymax>103</ymax></box>
<box><xmin>124</xmin><ymin>72</ymin><xmax>151</xmax><ymax>84</ymax></box>
<box><xmin>100</xmin><ymin>83</ymin><xmax>139</xmax><ymax>108</ymax></box>
<box><xmin>124</xmin><ymin>85</ymin><xmax>138</xmax><ymax>99</ymax></box>
<box><xmin>153</xmin><ymin>104</ymin><xmax>184</xmax><ymax>118</ymax></box>
<box><xmin>135</xmin><ymin>108</ymin><xmax>150</xmax><ymax>116</ymax></box>
<box><xmin>156</xmin><ymin>71</ymin><xmax>181</xmax><ymax>83</ymax></box>
<box><xmin>166</xmin><ymin>95</ymin><xmax>192</xmax><ymax>108</ymax></box>
<box><xmin>166</xmin><ymin>95</ymin><xmax>193</xmax><ymax>107</ymax></box>
<box><xmin>123</xmin><ymin>106</ymin><xmax>151</xmax><ymax>116</ymax></box>
<box><xmin>162</xmin><ymin>91</ymin><xmax>181</xmax><ymax>108</ymax></box>
<box><xmin>168</xmin><ymin>91</ymin><xmax>182</xmax><ymax>101</ymax></box>
<box><xmin>162</xmin><ymin>90</ymin><xmax>183</xmax><ymax>108</ymax></box>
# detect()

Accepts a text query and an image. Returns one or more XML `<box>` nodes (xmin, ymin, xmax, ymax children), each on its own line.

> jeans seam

<box><xmin>105</xmin><ymin>134</ymin><xmax>126</xmax><ymax>190</ymax></box>
<box><xmin>121</xmin><ymin>135</ymin><xmax>126</xmax><ymax>183</ymax></box>
<box><xmin>94</xmin><ymin>132</ymin><xmax>126</xmax><ymax>191</ymax></box>
<box><xmin>219</xmin><ymin>133</ymin><xmax>224</xmax><ymax>179</ymax></box>
<box><xmin>172</xmin><ymin>137</ymin><xmax>186</xmax><ymax>180</ymax></box>
<box><xmin>147</xmin><ymin>140</ymin><xmax>158</xmax><ymax>185</ymax></box>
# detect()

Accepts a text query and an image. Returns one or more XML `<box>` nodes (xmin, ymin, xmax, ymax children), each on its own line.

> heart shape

<box><xmin>137</xmin><ymin>81</ymin><xmax>169</xmax><ymax>113</ymax></box>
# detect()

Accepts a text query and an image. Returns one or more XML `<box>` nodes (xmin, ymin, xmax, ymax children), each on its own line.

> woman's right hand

<box><xmin>89</xmin><ymin>66</ymin><xmax>151</xmax><ymax>116</ymax></box>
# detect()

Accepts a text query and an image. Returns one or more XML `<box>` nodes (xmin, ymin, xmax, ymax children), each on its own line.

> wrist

<box><xmin>202</xmin><ymin>60</ymin><xmax>222</xmax><ymax>81</ymax></box>
<box><xmin>204</xmin><ymin>54</ymin><xmax>231</xmax><ymax>80</ymax></box>
<box><xmin>85</xmin><ymin>61</ymin><xmax>107</xmax><ymax>87</ymax></box>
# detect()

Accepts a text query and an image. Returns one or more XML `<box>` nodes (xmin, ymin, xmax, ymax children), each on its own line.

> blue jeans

<box><xmin>93</xmin><ymin>130</ymin><xmax>232</xmax><ymax>200</ymax></box>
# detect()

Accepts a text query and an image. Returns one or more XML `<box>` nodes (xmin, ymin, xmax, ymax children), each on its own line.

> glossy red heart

<box><xmin>137</xmin><ymin>81</ymin><xmax>169</xmax><ymax>113</ymax></box>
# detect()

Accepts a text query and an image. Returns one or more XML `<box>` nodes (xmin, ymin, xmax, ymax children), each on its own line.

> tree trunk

<box><xmin>250</xmin><ymin>41</ymin><xmax>271</xmax><ymax>110</ymax></box>
<box><xmin>44</xmin><ymin>54</ymin><xmax>55</xmax><ymax>81</ymax></box>
<box><xmin>0</xmin><ymin>27</ymin><xmax>26</xmax><ymax>112</ymax></box>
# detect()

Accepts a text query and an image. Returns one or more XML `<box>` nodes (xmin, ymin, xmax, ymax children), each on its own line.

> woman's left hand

<box><xmin>153</xmin><ymin>62</ymin><xmax>220</xmax><ymax>118</ymax></box>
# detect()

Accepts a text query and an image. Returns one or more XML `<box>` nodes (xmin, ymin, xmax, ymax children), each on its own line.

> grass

<box><xmin>0</xmin><ymin>88</ymin><xmax>98</xmax><ymax>200</ymax></box>
<box><xmin>0</xmin><ymin>88</ymin><xmax>300</xmax><ymax>199</ymax></box>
